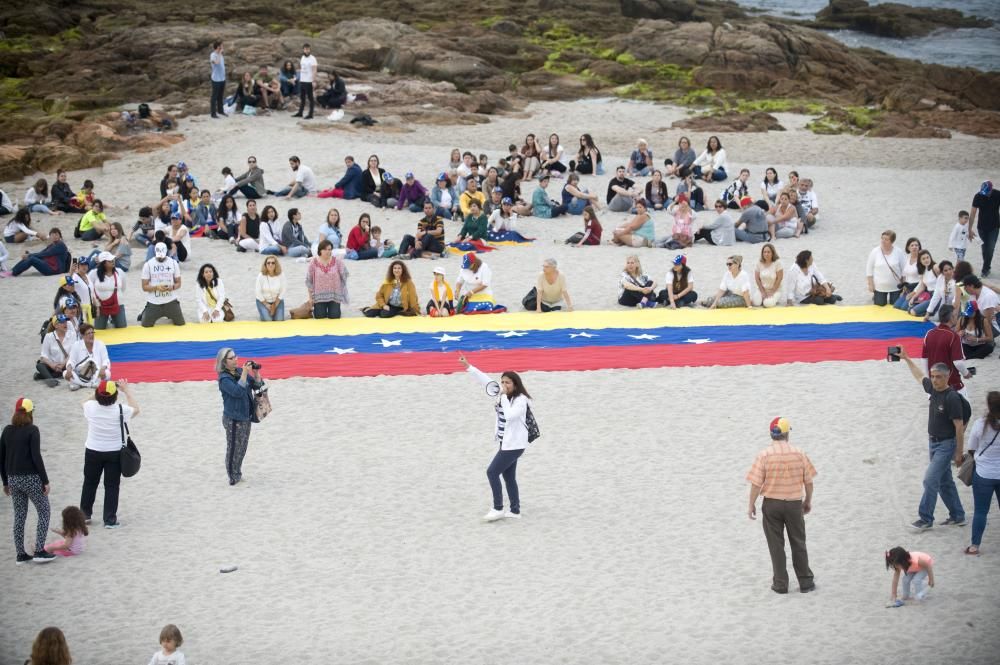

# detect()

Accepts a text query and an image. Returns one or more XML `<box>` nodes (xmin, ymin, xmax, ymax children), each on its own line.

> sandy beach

<box><xmin>1</xmin><ymin>99</ymin><xmax>999</xmax><ymax>664</ymax></box>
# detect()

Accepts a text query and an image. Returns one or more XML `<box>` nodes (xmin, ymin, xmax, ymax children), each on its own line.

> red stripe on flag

<box><xmin>111</xmin><ymin>338</ymin><xmax>923</xmax><ymax>383</ymax></box>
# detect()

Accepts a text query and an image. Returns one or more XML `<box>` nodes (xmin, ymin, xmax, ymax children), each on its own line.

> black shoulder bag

<box><xmin>119</xmin><ymin>405</ymin><xmax>142</xmax><ymax>478</ymax></box>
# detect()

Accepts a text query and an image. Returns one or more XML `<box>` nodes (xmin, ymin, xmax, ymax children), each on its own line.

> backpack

<box><xmin>138</xmin><ymin>103</ymin><xmax>151</xmax><ymax>119</ymax></box>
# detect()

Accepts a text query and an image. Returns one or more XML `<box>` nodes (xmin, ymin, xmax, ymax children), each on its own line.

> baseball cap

<box><xmin>63</xmin><ymin>296</ymin><xmax>78</xmax><ymax>308</ymax></box>
<box><xmin>769</xmin><ymin>417</ymin><xmax>791</xmax><ymax>438</ymax></box>
<box><xmin>405</xmin><ymin>171</ymin><xmax>414</xmax><ymax>179</ymax></box>
<box><xmin>493</xmin><ymin>186</ymin><xmax>503</xmax><ymax>193</ymax></box>
<box><xmin>59</xmin><ymin>275</ymin><xmax>76</xmax><ymax>287</ymax></box>
<box><xmin>170</xmin><ymin>210</ymin><xmax>182</xmax><ymax>219</ymax></box>
<box><xmin>55</xmin><ymin>313</ymin><xmax>69</xmax><ymax>323</ymax></box>
<box><xmin>437</xmin><ymin>172</ymin><xmax>449</xmax><ymax>182</ymax></box>
<box><xmin>673</xmin><ymin>254</ymin><xmax>687</xmax><ymax>266</ymax></box>
<box><xmin>538</xmin><ymin>173</ymin><xmax>550</xmax><ymax>181</ymax></box>
<box><xmin>739</xmin><ymin>196</ymin><xmax>753</xmax><ymax>207</ymax></box>
<box><xmin>154</xmin><ymin>242</ymin><xmax>168</xmax><ymax>258</ymax></box>
<box><xmin>97</xmin><ymin>380</ymin><xmax>117</xmax><ymax>397</ymax></box>
<box><xmin>501</xmin><ymin>196</ymin><xmax>513</xmax><ymax>205</ymax></box>
<box><xmin>98</xmin><ymin>251</ymin><xmax>116</xmax><ymax>263</ymax></box>
<box><xmin>674</xmin><ymin>193</ymin><xmax>689</xmax><ymax>205</ymax></box>
<box><xmin>384</xmin><ymin>173</ymin><xmax>394</xmax><ymax>182</ymax></box>
<box><xmin>981</xmin><ymin>180</ymin><xmax>993</xmax><ymax>196</ymax></box>
<box><xmin>15</xmin><ymin>397</ymin><xmax>33</xmax><ymax>413</ymax></box>
<box><xmin>963</xmin><ymin>300</ymin><xmax>979</xmax><ymax>318</ymax></box>
<box><xmin>177</xmin><ymin>161</ymin><xmax>187</xmax><ymax>170</ymax></box>
<box><xmin>461</xmin><ymin>252</ymin><xmax>476</xmax><ymax>269</ymax></box>
<box><xmin>433</xmin><ymin>266</ymin><xmax>446</xmax><ymax>275</ymax></box>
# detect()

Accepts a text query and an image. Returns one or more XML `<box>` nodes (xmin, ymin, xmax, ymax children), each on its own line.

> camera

<box><xmin>248</xmin><ymin>361</ymin><xmax>262</xmax><ymax>370</ymax></box>
<box><xmin>887</xmin><ymin>346</ymin><xmax>901</xmax><ymax>362</ymax></box>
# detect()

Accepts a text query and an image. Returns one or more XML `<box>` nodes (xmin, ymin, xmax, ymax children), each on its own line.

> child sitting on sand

<box><xmin>44</xmin><ymin>506</ymin><xmax>88</xmax><ymax>557</ymax></box>
<box><xmin>148</xmin><ymin>624</ymin><xmax>186</xmax><ymax>665</ymax></box>
<box><xmin>885</xmin><ymin>546</ymin><xmax>934</xmax><ymax>607</ymax></box>
<box><xmin>427</xmin><ymin>266</ymin><xmax>455</xmax><ymax>316</ymax></box>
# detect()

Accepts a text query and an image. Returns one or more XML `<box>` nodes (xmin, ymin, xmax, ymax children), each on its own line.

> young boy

<box><xmin>370</xmin><ymin>225</ymin><xmax>397</xmax><ymax>258</ymax></box>
<box><xmin>948</xmin><ymin>210</ymin><xmax>974</xmax><ymax>261</ymax></box>
<box><xmin>130</xmin><ymin>206</ymin><xmax>156</xmax><ymax>247</ymax></box>
<box><xmin>148</xmin><ymin>623</ymin><xmax>186</xmax><ymax>665</ymax></box>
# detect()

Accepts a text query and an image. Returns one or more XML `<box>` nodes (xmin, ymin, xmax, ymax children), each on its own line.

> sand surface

<box><xmin>1</xmin><ymin>99</ymin><xmax>999</xmax><ymax>664</ymax></box>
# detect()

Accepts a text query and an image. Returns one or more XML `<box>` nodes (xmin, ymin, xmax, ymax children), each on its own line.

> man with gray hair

<box><xmin>899</xmin><ymin>347</ymin><xmax>967</xmax><ymax>530</ymax></box>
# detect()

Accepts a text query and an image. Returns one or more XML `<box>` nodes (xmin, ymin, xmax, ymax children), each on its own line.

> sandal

<box><xmin>964</xmin><ymin>545</ymin><xmax>980</xmax><ymax>555</ymax></box>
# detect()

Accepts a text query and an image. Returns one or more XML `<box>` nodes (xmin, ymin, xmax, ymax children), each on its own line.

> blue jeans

<box><xmin>693</xmin><ymin>165</ymin><xmax>727</xmax><ymax>182</ymax></box>
<box><xmin>486</xmin><ymin>447</ymin><xmax>524</xmax><ymax>513</ymax></box>
<box><xmin>287</xmin><ymin>245</ymin><xmax>310</xmax><ymax>258</ymax></box>
<box><xmin>971</xmin><ymin>471</ymin><xmax>1000</xmax><ymax>546</ymax></box>
<box><xmin>918</xmin><ymin>438</ymin><xmax>965</xmax><ymax>524</ymax></box>
<box><xmin>12</xmin><ymin>256</ymin><xmax>60</xmax><ymax>276</ymax></box>
<box><xmin>28</xmin><ymin>203</ymin><xmax>53</xmax><ymax>214</ymax></box>
<box><xmin>909</xmin><ymin>296</ymin><xmax>933</xmax><ymax>317</ymax></box>
<box><xmin>273</xmin><ymin>187</ymin><xmax>307</xmax><ymax>198</ymax></box>
<box><xmin>256</xmin><ymin>300</ymin><xmax>285</xmax><ymax>321</ymax></box>
<box><xmin>260</xmin><ymin>246</ymin><xmax>282</xmax><ymax>256</ymax></box>
<box><xmin>567</xmin><ymin>198</ymin><xmax>587</xmax><ymax>215</ymax></box>
<box><xmin>901</xmin><ymin>570</ymin><xmax>928</xmax><ymax>600</ymax></box>
<box><xmin>435</xmin><ymin>206</ymin><xmax>453</xmax><ymax>220</ymax></box>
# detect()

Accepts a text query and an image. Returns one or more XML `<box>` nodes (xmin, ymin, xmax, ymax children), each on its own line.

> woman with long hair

<box><xmin>752</xmin><ymin>243</ymin><xmax>784</xmax><ymax>308</ymax></box>
<box><xmin>618</xmin><ymin>254</ymin><xmax>656</xmax><ymax>308</ymax></box>
<box><xmin>570</xmin><ymin>133</ymin><xmax>602</xmax><ymax>175</ymax></box>
<box><xmin>215</xmin><ymin>348</ymin><xmax>262</xmax><ymax>486</ymax></box>
<box><xmin>692</xmin><ymin>135</ymin><xmax>728</xmax><ymax>182</ymax></box>
<box><xmin>658</xmin><ymin>254</ymin><xmax>697</xmax><ymax>308</ymax></box>
<box><xmin>958</xmin><ymin>300</ymin><xmax>996</xmax><ymax>359</ymax></box>
<box><xmin>256</xmin><ymin>256</ymin><xmax>287</xmax><ymax>321</ymax></box>
<box><xmin>89</xmin><ymin>252</ymin><xmax>128</xmax><ymax>329</ymax></box>
<box><xmin>362</xmin><ymin>260</ymin><xmax>420</xmax><ymax>318</ymax></box>
<box><xmin>1</xmin><ymin>398</ymin><xmax>55</xmax><ymax>564</ymax></box>
<box><xmin>520</xmin><ymin>134</ymin><xmax>541</xmax><ymax>180</ymax></box>
<box><xmin>24</xmin><ymin>178</ymin><xmax>60</xmax><ymax>215</ymax></box>
<box><xmin>458</xmin><ymin>354</ymin><xmax>535</xmax><ymax>521</ymax></box>
<box><xmin>539</xmin><ymin>133</ymin><xmax>566</xmax><ymax>174</ymax></box>
<box><xmin>965</xmin><ymin>391</ymin><xmax>1000</xmax><ymax>555</ymax></box>
<box><xmin>196</xmin><ymin>263</ymin><xmax>228</xmax><ymax>323</ymax></box>
<box><xmin>346</xmin><ymin>213</ymin><xmax>378</xmax><ymax>260</ymax></box>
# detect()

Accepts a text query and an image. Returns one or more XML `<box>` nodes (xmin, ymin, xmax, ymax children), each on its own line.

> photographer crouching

<box><xmin>215</xmin><ymin>348</ymin><xmax>266</xmax><ymax>486</ymax></box>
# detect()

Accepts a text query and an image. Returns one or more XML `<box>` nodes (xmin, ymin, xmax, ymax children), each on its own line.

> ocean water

<box><xmin>737</xmin><ymin>0</ymin><xmax>1000</xmax><ymax>71</ymax></box>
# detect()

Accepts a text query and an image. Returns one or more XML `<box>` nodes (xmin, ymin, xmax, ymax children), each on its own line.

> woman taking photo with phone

<box><xmin>216</xmin><ymin>348</ymin><xmax>264</xmax><ymax>486</ymax></box>
<box><xmin>459</xmin><ymin>354</ymin><xmax>535</xmax><ymax>522</ymax></box>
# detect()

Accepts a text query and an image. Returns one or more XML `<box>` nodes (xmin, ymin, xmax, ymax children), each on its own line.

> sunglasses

<box><xmin>726</xmin><ymin>262</ymin><xmax>734</xmax><ymax>267</ymax></box>
<box><xmin>248</xmin><ymin>160</ymin><xmax>256</xmax><ymax>164</ymax></box>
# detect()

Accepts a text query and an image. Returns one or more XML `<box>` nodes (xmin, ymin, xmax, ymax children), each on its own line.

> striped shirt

<box><xmin>745</xmin><ymin>442</ymin><xmax>816</xmax><ymax>501</ymax></box>
<box><xmin>495</xmin><ymin>400</ymin><xmax>506</xmax><ymax>446</ymax></box>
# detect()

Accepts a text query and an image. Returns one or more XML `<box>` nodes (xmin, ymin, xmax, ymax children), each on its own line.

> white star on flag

<box><xmin>628</xmin><ymin>334</ymin><xmax>659</xmax><ymax>340</ymax></box>
<box><xmin>433</xmin><ymin>334</ymin><xmax>463</xmax><ymax>342</ymax></box>
<box><xmin>569</xmin><ymin>331</ymin><xmax>597</xmax><ymax>338</ymax></box>
<box><xmin>684</xmin><ymin>338</ymin><xmax>713</xmax><ymax>344</ymax></box>
<box><xmin>497</xmin><ymin>331</ymin><xmax>527</xmax><ymax>338</ymax></box>
<box><xmin>375</xmin><ymin>339</ymin><xmax>402</xmax><ymax>347</ymax></box>
<box><xmin>325</xmin><ymin>347</ymin><xmax>357</xmax><ymax>354</ymax></box>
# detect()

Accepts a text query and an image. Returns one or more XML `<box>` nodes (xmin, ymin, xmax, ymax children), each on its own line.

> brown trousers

<box><xmin>761</xmin><ymin>497</ymin><xmax>814</xmax><ymax>591</ymax></box>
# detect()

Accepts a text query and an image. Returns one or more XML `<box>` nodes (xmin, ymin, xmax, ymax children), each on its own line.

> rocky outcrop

<box><xmin>810</xmin><ymin>0</ymin><xmax>992</xmax><ymax>39</ymax></box>
<box><xmin>672</xmin><ymin>111</ymin><xmax>784</xmax><ymax>133</ymax></box>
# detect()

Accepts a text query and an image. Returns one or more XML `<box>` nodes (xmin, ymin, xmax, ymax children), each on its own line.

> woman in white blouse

<box><xmin>255</xmin><ymin>256</ymin><xmax>287</xmax><ymax>321</ymax></box>
<box><xmin>923</xmin><ymin>260</ymin><xmax>956</xmax><ymax>321</ymax></box>
<box><xmin>788</xmin><ymin>250</ymin><xmax>838</xmax><ymax>305</ymax></box>
<box><xmin>965</xmin><ymin>391</ymin><xmax>1000</xmax><ymax>556</ymax></box>
<box><xmin>904</xmin><ymin>250</ymin><xmax>940</xmax><ymax>317</ymax></box>
<box><xmin>64</xmin><ymin>323</ymin><xmax>111</xmax><ymax>390</ymax></box>
<box><xmin>458</xmin><ymin>354</ymin><xmax>534</xmax><ymax>522</ymax></box>
<box><xmin>752</xmin><ymin>243</ymin><xmax>783</xmax><ymax>307</ymax></box>
<box><xmin>196</xmin><ymin>263</ymin><xmax>228</xmax><ymax>323</ymax></box>
<box><xmin>865</xmin><ymin>230</ymin><xmax>906</xmax><ymax>306</ymax></box>
<box><xmin>704</xmin><ymin>255</ymin><xmax>751</xmax><ymax>308</ymax></box>
<box><xmin>692</xmin><ymin>135</ymin><xmax>728</xmax><ymax>182</ymax></box>
<box><xmin>258</xmin><ymin>204</ymin><xmax>285</xmax><ymax>256</ymax></box>
<box><xmin>760</xmin><ymin>167</ymin><xmax>783</xmax><ymax>203</ymax></box>
<box><xmin>893</xmin><ymin>237</ymin><xmax>923</xmax><ymax>309</ymax></box>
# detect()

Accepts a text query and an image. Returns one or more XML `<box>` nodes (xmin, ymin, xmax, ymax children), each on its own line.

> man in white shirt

<box><xmin>292</xmin><ymin>43</ymin><xmax>317</xmax><ymax>119</ymax></box>
<box><xmin>276</xmin><ymin>156</ymin><xmax>317</xmax><ymax>199</ymax></box>
<box><xmin>796</xmin><ymin>179</ymin><xmax>820</xmax><ymax>231</ymax></box>
<box><xmin>140</xmin><ymin>243</ymin><xmax>185</xmax><ymax>327</ymax></box>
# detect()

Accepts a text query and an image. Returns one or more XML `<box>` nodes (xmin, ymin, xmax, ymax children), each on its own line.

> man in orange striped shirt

<box><xmin>746</xmin><ymin>417</ymin><xmax>817</xmax><ymax>594</ymax></box>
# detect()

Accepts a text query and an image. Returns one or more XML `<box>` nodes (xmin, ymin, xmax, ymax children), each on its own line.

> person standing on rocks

<box><xmin>210</xmin><ymin>40</ymin><xmax>227</xmax><ymax>119</ymax></box>
<box><xmin>293</xmin><ymin>43</ymin><xmax>317</xmax><ymax>119</ymax></box>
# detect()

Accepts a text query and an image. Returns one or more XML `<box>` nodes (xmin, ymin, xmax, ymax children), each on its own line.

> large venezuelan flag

<box><xmin>99</xmin><ymin>307</ymin><xmax>931</xmax><ymax>383</ymax></box>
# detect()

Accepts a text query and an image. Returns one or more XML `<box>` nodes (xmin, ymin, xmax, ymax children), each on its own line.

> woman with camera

<box><xmin>216</xmin><ymin>348</ymin><xmax>263</xmax><ymax>486</ymax></box>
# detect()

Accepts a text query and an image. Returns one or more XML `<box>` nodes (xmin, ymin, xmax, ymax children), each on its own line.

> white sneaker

<box><xmin>483</xmin><ymin>509</ymin><xmax>505</xmax><ymax>522</ymax></box>
<box><xmin>503</xmin><ymin>511</ymin><xmax>521</xmax><ymax>519</ymax></box>
<box><xmin>328</xmin><ymin>109</ymin><xmax>344</xmax><ymax>121</ymax></box>
<box><xmin>69</xmin><ymin>384</ymin><xmax>81</xmax><ymax>391</ymax></box>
